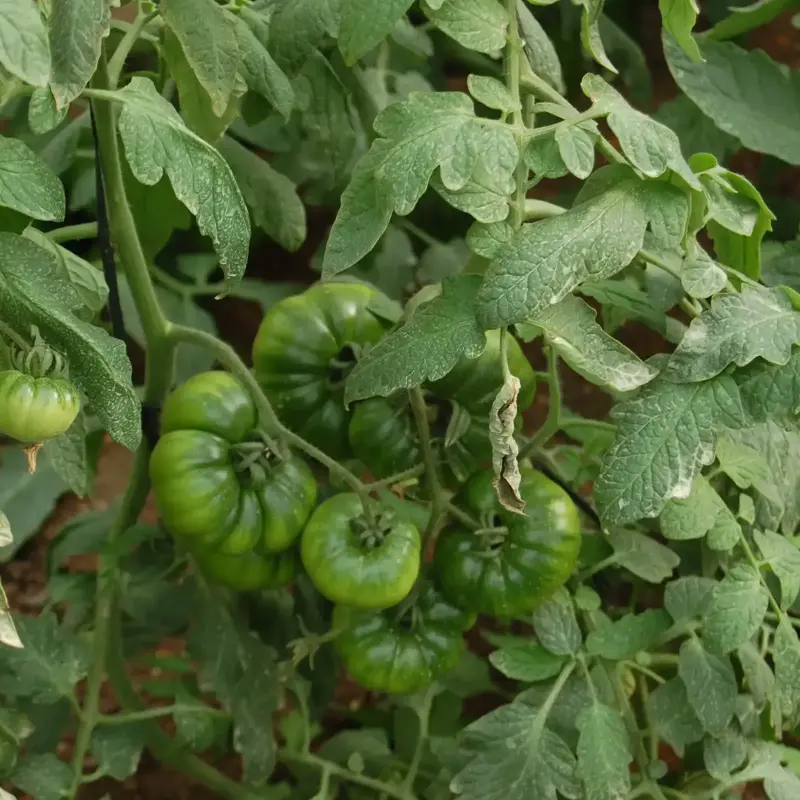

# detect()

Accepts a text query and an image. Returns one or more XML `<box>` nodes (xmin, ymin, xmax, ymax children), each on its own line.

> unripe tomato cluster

<box><xmin>150</xmin><ymin>282</ymin><xmax>581</xmax><ymax>694</ymax></box>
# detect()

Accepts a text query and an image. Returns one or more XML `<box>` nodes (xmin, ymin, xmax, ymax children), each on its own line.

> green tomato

<box><xmin>333</xmin><ymin>582</ymin><xmax>474</xmax><ymax>694</ymax></box>
<box><xmin>252</xmin><ymin>282</ymin><xmax>389</xmax><ymax>458</ymax></box>
<box><xmin>301</xmin><ymin>493</ymin><xmax>421</xmax><ymax>609</ymax></box>
<box><xmin>0</xmin><ymin>371</ymin><xmax>80</xmax><ymax>442</ymax></box>
<box><xmin>348</xmin><ymin>397</ymin><xmax>420</xmax><ymax>478</ymax></box>
<box><xmin>150</xmin><ymin>371</ymin><xmax>317</xmax><ymax>558</ymax></box>
<box><xmin>195</xmin><ymin>547</ymin><xmax>297</xmax><ymax>592</ymax></box>
<box><xmin>429</xmin><ymin>329</ymin><xmax>536</xmax><ymax>413</ymax></box>
<box><xmin>434</xmin><ymin>468</ymin><xmax>581</xmax><ymax>617</ymax></box>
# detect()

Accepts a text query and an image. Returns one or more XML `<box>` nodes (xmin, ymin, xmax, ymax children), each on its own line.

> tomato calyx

<box><xmin>474</xmin><ymin>513</ymin><xmax>509</xmax><ymax>557</ymax></box>
<box><xmin>351</xmin><ymin>507</ymin><xmax>397</xmax><ymax>549</ymax></box>
<box><xmin>231</xmin><ymin>435</ymin><xmax>280</xmax><ymax>488</ymax></box>
<box><xmin>327</xmin><ymin>343</ymin><xmax>360</xmax><ymax>389</ymax></box>
<box><xmin>10</xmin><ymin>326</ymin><xmax>69</xmax><ymax>379</ymax></box>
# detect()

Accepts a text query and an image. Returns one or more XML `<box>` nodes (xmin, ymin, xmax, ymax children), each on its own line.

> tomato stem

<box><xmin>409</xmin><ymin>388</ymin><xmax>445</xmax><ymax>543</ymax></box>
<box><xmin>518</xmin><ymin>346</ymin><xmax>561</xmax><ymax>460</ymax></box>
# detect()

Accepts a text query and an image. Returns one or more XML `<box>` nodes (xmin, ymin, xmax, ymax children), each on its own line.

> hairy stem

<box><xmin>504</xmin><ymin>0</ymin><xmax>527</xmax><ymax>228</ymax></box>
<box><xmin>46</xmin><ymin>222</ymin><xmax>99</xmax><ymax>244</ymax></box>
<box><xmin>519</xmin><ymin>347</ymin><xmax>561</xmax><ymax>459</ymax></box>
<box><xmin>408</xmin><ymin>388</ymin><xmax>445</xmax><ymax>541</ymax></box>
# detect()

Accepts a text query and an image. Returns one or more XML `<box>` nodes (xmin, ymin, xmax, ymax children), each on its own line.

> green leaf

<box><xmin>702</xmin><ymin>563</ymin><xmax>769</xmax><ymax>655</ymax></box>
<box><xmin>595</xmin><ymin>374</ymin><xmax>745</xmax><ymax>526</ymax></box>
<box><xmin>664</xmin><ymin>36</ymin><xmax>800</xmax><ymax>165</ymax></box>
<box><xmin>114</xmin><ymin>77</ymin><xmax>250</xmax><ymax>282</ymax></box>
<box><xmin>0</xmin><ymin>135</ymin><xmax>65</xmax><ymax>221</ymax></box>
<box><xmin>0</xmin><ymin>448</ymin><xmax>65</xmax><ymax>560</ymax></box>
<box><xmin>344</xmin><ymin>275</ymin><xmax>485</xmax><ymax>404</ymax></box>
<box><xmin>236</xmin><ymin>7</ymin><xmax>294</xmax><ymax>120</ymax></box>
<box><xmin>433</xmin><ymin>167</ymin><xmax>514</xmax><ymax>224</ymax></box>
<box><xmin>0</xmin><ymin>0</ymin><xmax>49</xmax><ymax>87</ymax></box>
<box><xmin>532</xmin><ymin>295</ymin><xmax>658</xmax><ymax>392</ymax></box>
<box><xmin>576</xmin><ymin>703</ymin><xmax>632</xmax><ymax>800</ymax></box>
<box><xmin>665</xmin><ymin>287</ymin><xmax>800</xmax><ymax>383</ymax></box>
<box><xmin>754</xmin><ymin>530</ymin><xmax>800</xmax><ymax>608</ymax></box>
<box><xmin>705</xmin><ymin>169</ymin><xmax>774</xmax><ymax>281</ymax></box>
<box><xmin>161</xmin><ymin>0</ymin><xmax>240</xmax><ymax>117</ymax></box>
<box><xmin>230</xmin><ymin>639</ymin><xmax>280</xmax><ymax>784</ymax></box>
<box><xmin>647</xmin><ymin>679</ymin><xmax>704</xmax><ymax>755</ymax></box>
<box><xmin>608</xmin><ymin>527</ymin><xmax>680</xmax><ymax>583</ymax></box>
<box><xmin>162</xmin><ymin>28</ymin><xmax>243</xmax><ymax>144</ymax></box>
<box><xmin>661</xmin><ymin>475</ymin><xmax>725</xmax><ymax>541</ymax></box>
<box><xmin>269</xmin><ymin>0</ymin><xmax>341</xmax><ymax>72</ymax></box>
<box><xmin>48</xmin><ymin>0</ymin><xmax>109</xmax><ymax>108</ymax></box>
<box><xmin>43</xmin><ymin>411</ymin><xmax>92</xmax><ymax>497</ymax></box>
<box><xmin>586</xmin><ymin>610</ymin><xmax>672</xmax><ymax>661</ymax></box>
<box><xmin>174</xmin><ymin>690</ymin><xmax>221</xmax><ymax>752</ymax></box>
<box><xmin>575</xmin><ymin>0</ymin><xmax>616</xmax><ymax>73</ymax></box>
<box><xmin>762</xmin><ymin>239</ymin><xmax>800</xmax><ymax>292</ymax></box>
<box><xmin>0</xmin><ymin>613</ymin><xmax>90</xmax><ymax>703</ymax></box>
<box><xmin>554</xmin><ymin>124</ymin><xmax>596</xmax><ymax>180</ymax></box>
<box><xmin>376</xmin><ymin>92</ymin><xmax>516</xmax><ymax>216</ymax></box>
<box><xmin>91</xmin><ymin>724</ymin><xmax>146</xmax><ymax>781</ymax></box>
<box><xmin>654</xmin><ymin>95</ymin><xmax>739</xmax><ymax>163</ymax></box>
<box><xmin>0</xmin><ymin>234</ymin><xmax>140</xmax><ymax>449</ymax></box>
<box><xmin>12</xmin><ymin>753</ymin><xmax>72</xmax><ymax>800</ymax></box>
<box><xmin>735</xmin><ymin>351</ymin><xmax>800</xmax><ymax>426</ymax></box>
<box><xmin>581</xmin><ymin>74</ymin><xmax>699</xmax><ymax>188</ymax></box>
<box><xmin>219</xmin><ymin>136</ymin><xmax>306</xmax><ymax>252</ymax></box>
<box><xmin>422</xmin><ymin>0</ymin><xmax>509</xmax><ymax>55</ymax></box>
<box><xmin>737</xmin><ymin>640</ymin><xmax>775</xmax><ymax>710</ymax></box>
<box><xmin>665</xmin><ymin>576</ymin><xmax>716</xmax><ymax>622</ymax></box>
<box><xmin>524</xmin><ymin>135</ymin><xmax>568</xmax><ymax>179</ymax></box>
<box><xmin>518</xmin><ymin>0</ymin><xmax>564</xmax><ymax>94</ymax></box>
<box><xmin>28</xmin><ymin>88</ymin><xmax>66</xmax><ymax>135</ymax></box>
<box><xmin>707</xmin><ymin>503</ymin><xmax>742</xmax><ymax>552</ymax></box>
<box><xmin>467</xmin><ymin>75</ymin><xmax>519</xmax><ymax>113</ymax></box>
<box><xmin>659</xmin><ymin>0</ymin><xmax>701</xmax><ymax>62</ymax></box>
<box><xmin>532</xmin><ymin>589</ymin><xmax>582</xmax><ymax>656</ymax></box>
<box><xmin>774</xmin><ymin>616</ymin><xmax>800</xmax><ymax>722</ymax></box>
<box><xmin>476</xmin><ymin>168</ymin><xmax>684</xmax><ymax>328</ymax></box>
<box><xmin>704</xmin><ymin>729</ymin><xmax>749</xmax><ymax>779</ymax></box>
<box><xmin>679</xmin><ymin>637</ymin><xmax>737</xmax><ymax>734</ymax></box>
<box><xmin>23</xmin><ymin>228</ymin><xmax>108</xmax><ymax>317</ymax></box>
<box><xmin>489</xmin><ymin>644</ymin><xmax>566</xmax><ymax>682</ymax></box>
<box><xmin>579</xmin><ymin>280</ymin><xmax>667</xmax><ymax>335</ymax></box>
<box><xmin>681</xmin><ymin>242</ymin><xmax>727</xmax><ymax>299</ymax></box>
<box><xmin>339</xmin><ymin>0</ymin><xmax>414</xmax><ymax>64</ymax></box>
<box><xmin>451</xmin><ymin>703</ymin><xmax>580</xmax><ymax>800</ymax></box>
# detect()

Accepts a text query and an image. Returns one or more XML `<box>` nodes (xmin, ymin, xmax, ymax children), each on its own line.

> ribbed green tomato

<box><xmin>252</xmin><ymin>282</ymin><xmax>389</xmax><ymax>458</ymax></box>
<box><xmin>348</xmin><ymin>397</ymin><xmax>420</xmax><ymax>478</ymax></box>
<box><xmin>301</xmin><ymin>493</ymin><xmax>421</xmax><ymax>609</ymax></box>
<box><xmin>0</xmin><ymin>371</ymin><xmax>80</xmax><ymax>442</ymax></box>
<box><xmin>434</xmin><ymin>468</ymin><xmax>581</xmax><ymax>617</ymax></box>
<box><xmin>195</xmin><ymin>548</ymin><xmax>297</xmax><ymax>592</ymax></box>
<box><xmin>333</xmin><ymin>582</ymin><xmax>474</xmax><ymax>694</ymax></box>
<box><xmin>150</xmin><ymin>371</ymin><xmax>317</xmax><ymax>559</ymax></box>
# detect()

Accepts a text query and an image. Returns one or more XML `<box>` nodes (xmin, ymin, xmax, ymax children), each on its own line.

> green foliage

<box><xmin>0</xmin><ymin>1</ymin><xmax>798</xmax><ymax>799</ymax></box>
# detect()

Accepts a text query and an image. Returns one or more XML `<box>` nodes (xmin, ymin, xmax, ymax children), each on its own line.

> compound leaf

<box><xmin>114</xmin><ymin>77</ymin><xmax>250</xmax><ymax>282</ymax></box>
<box><xmin>665</xmin><ymin>36</ymin><xmax>800</xmax><ymax>165</ymax></box>
<box><xmin>0</xmin><ymin>0</ymin><xmax>49</xmax><ymax>87</ymax></box>
<box><xmin>339</xmin><ymin>0</ymin><xmax>414</xmax><ymax>64</ymax></box>
<box><xmin>345</xmin><ymin>275</ymin><xmax>485</xmax><ymax>403</ymax></box>
<box><xmin>422</xmin><ymin>0</ymin><xmax>509</xmax><ymax>55</ymax></box>
<box><xmin>0</xmin><ymin>136</ymin><xmax>64</xmax><ymax>221</ymax></box>
<box><xmin>702</xmin><ymin>564</ymin><xmax>769</xmax><ymax>655</ymax></box>
<box><xmin>48</xmin><ymin>0</ymin><xmax>109</xmax><ymax>108</ymax></box>
<box><xmin>476</xmin><ymin>168</ymin><xmax>684</xmax><ymax>328</ymax></box>
<box><xmin>576</xmin><ymin>702</ymin><xmax>632</xmax><ymax>800</ymax></box>
<box><xmin>679</xmin><ymin>638</ymin><xmax>737</xmax><ymax>735</ymax></box>
<box><xmin>665</xmin><ymin>287</ymin><xmax>800</xmax><ymax>383</ymax></box>
<box><xmin>532</xmin><ymin>295</ymin><xmax>657</xmax><ymax>392</ymax></box>
<box><xmin>595</xmin><ymin>374</ymin><xmax>745</xmax><ymax>526</ymax></box>
<box><xmin>161</xmin><ymin>0</ymin><xmax>240</xmax><ymax>116</ymax></box>
<box><xmin>451</xmin><ymin>702</ymin><xmax>580</xmax><ymax>800</ymax></box>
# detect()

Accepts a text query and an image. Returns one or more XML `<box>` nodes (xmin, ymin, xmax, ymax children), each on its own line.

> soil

<box><xmin>5</xmin><ymin>2</ymin><xmax>797</xmax><ymax>797</ymax></box>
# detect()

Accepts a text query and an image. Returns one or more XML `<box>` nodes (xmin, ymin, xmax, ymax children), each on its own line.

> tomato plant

<box><xmin>1</xmin><ymin>1</ymin><xmax>800</xmax><ymax>800</ymax></box>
